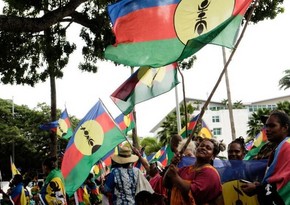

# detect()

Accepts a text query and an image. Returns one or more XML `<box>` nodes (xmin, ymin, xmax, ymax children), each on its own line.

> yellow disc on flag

<box><xmin>174</xmin><ymin>0</ymin><xmax>234</xmax><ymax>44</ymax></box>
<box><xmin>222</xmin><ymin>180</ymin><xmax>259</xmax><ymax>205</ymax></box>
<box><xmin>74</xmin><ymin>120</ymin><xmax>104</xmax><ymax>155</ymax></box>
<box><xmin>57</xmin><ymin>119</ymin><xmax>68</xmax><ymax>138</ymax></box>
<box><xmin>124</xmin><ymin>114</ymin><xmax>131</xmax><ymax>127</ymax></box>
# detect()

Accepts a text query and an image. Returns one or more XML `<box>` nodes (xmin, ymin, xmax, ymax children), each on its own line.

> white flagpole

<box><xmin>175</xmin><ymin>87</ymin><xmax>181</xmax><ymax>133</ymax></box>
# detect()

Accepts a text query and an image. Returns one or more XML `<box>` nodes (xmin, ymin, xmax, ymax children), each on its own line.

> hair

<box><xmin>43</xmin><ymin>156</ymin><xmax>58</xmax><ymax>170</ymax></box>
<box><xmin>13</xmin><ymin>174</ymin><xmax>23</xmax><ymax>183</ymax></box>
<box><xmin>177</xmin><ymin>138</ymin><xmax>196</xmax><ymax>155</ymax></box>
<box><xmin>228</xmin><ymin>136</ymin><xmax>247</xmax><ymax>154</ymax></box>
<box><xmin>204</xmin><ymin>138</ymin><xmax>226</xmax><ymax>157</ymax></box>
<box><xmin>269</xmin><ymin>110</ymin><xmax>290</xmax><ymax>135</ymax></box>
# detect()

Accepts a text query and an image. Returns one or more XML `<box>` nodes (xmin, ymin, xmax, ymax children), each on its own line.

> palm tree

<box><xmin>277</xmin><ymin>101</ymin><xmax>290</xmax><ymax>115</ymax></box>
<box><xmin>246</xmin><ymin>108</ymin><xmax>271</xmax><ymax>140</ymax></box>
<box><xmin>157</xmin><ymin>102</ymin><xmax>196</xmax><ymax>146</ymax></box>
<box><xmin>233</xmin><ymin>100</ymin><xmax>245</xmax><ymax>109</ymax></box>
<box><xmin>279</xmin><ymin>69</ymin><xmax>290</xmax><ymax>90</ymax></box>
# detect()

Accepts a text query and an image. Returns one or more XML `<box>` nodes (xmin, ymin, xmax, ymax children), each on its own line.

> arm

<box><xmin>132</xmin><ymin>147</ymin><xmax>150</xmax><ymax>173</ymax></box>
<box><xmin>241</xmin><ymin>181</ymin><xmax>261</xmax><ymax>196</ymax></box>
<box><xmin>162</xmin><ymin>164</ymin><xmax>191</xmax><ymax>194</ymax></box>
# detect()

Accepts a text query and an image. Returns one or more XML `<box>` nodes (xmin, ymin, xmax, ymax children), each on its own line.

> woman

<box><xmin>163</xmin><ymin>138</ymin><xmax>225</xmax><ymax>205</ymax></box>
<box><xmin>101</xmin><ymin>146</ymin><xmax>153</xmax><ymax>205</ymax></box>
<box><xmin>241</xmin><ymin>110</ymin><xmax>290</xmax><ymax>205</ymax></box>
<box><xmin>39</xmin><ymin>156</ymin><xmax>67</xmax><ymax>205</ymax></box>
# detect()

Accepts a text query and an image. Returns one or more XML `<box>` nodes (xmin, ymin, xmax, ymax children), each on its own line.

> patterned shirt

<box><xmin>104</xmin><ymin>167</ymin><xmax>139</xmax><ymax>205</ymax></box>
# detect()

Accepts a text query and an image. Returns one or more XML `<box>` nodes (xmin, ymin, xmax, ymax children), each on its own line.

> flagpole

<box><xmin>223</xmin><ymin>47</ymin><xmax>237</xmax><ymax>140</ymax></box>
<box><xmin>180</xmin><ymin>0</ymin><xmax>259</xmax><ymax>155</ymax></box>
<box><xmin>177</xmin><ymin>66</ymin><xmax>189</xmax><ymax>138</ymax></box>
<box><xmin>175</xmin><ymin>86</ymin><xmax>181</xmax><ymax>133</ymax></box>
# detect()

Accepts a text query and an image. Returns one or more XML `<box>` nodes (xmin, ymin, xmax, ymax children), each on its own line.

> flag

<box><xmin>179</xmin><ymin>115</ymin><xmax>199</xmax><ymax>138</ymax></box>
<box><xmin>39</xmin><ymin>120</ymin><xmax>58</xmax><ymax>132</ymax></box>
<box><xmin>245</xmin><ymin>140</ymin><xmax>254</xmax><ymax>151</ymax></box>
<box><xmin>262</xmin><ymin>137</ymin><xmax>290</xmax><ymax>204</ymax></box>
<box><xmin>114</xmin><ymin>112</ymin><xmax>135</xmax><ymax>135</ymax></box>
<box><xmin>61</xmin><ymin>100</ymin><xmax>127</xmax><ymax>196</ymax></box>
<box><xmin>198</xmin><ymin>120</ymin><xmax>213</xmax><ymax>139</ymax></box>
<box><xmin>10</xmin><ymin>156</ymin><xmax>21</xmax><ymax>177</ymax></box>
<box><xmin>244</xmin><ymin>128</ymin><xmax>268</xmax><ymax>160</ymax></box>
<box><xmin>105</xmin><ymin>0</ymin><xmax>253</xmax><ymax>67</ymax></box>
<box><xmin>111</xmin><ymin>63</ymin><xmax>179</xmax><ymax>115</ymax></box>
<box><xmin>150</xmin><ymin>146</ymin><xmax>168</xmax><ymax>167</ymax></box>
<box><xmin>57</xmin><ymin>109</ymin><xmax>73</xmax><ymax>139</ymax></box>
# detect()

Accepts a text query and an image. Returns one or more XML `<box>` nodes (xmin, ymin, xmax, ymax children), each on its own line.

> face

<box><xmin>170</xmin><ymin>135</ymin><xmax>182</xmax><ymax>153</ymax></box>
<box><xmin>228</xmin><ymin>143</ymin><xmax>244</xmax><ymax>160</ymax></box>
<box><xmin>195</xmin><ymin>140</ymin><xmax>214</xmax><ymax>162</ymax></box>
<box><xmin>149</xmin><ymin>163</ymin><xmax>158</xmax><ymax>177</ymax></box>
<box><xmin>265</xmin><ymin>115</ymin><xmax>288</xmax><ymax>143</ymax></box>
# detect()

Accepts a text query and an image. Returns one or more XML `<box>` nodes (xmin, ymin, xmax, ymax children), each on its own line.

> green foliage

<box><xmin>157</xmin><ymin>102</ymin><xmax>195</xmax><ymax>146</ymax></box>
<box><xmin>246</xmin><ymin>108</ymin><xmax>271</xmax><ymax>140</ymax></box>
<box><xmin>0</xmin><ymin>99</ymin><xmax>70</xmax><ymax>180</ymax></box>
<box><xmin>245</xmin><ymin>0</ymin><xmax>285</xmax><ymax>24</ymax></box>
<box><xmin>140</xmin><ymin>137</ymin><xmax>162</xmax><ymax>156</ymax></box>
<box><xmin>246</xmin><ymin>101</ymin><xmax>290</xmax><ymax>141</ymax></box>
<box><xmin>279</xmin><ymin>69</ymin><xmax>290</xmax><ymax>90</ymax></box>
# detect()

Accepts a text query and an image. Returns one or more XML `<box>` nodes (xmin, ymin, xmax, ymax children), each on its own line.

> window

<box><xmin>213</xmin><ymin>128</ymin><xmax>222</xmax><ymax>135</ymax></box>
<box><xmin>212</xmin><ymin>116</ymin><xmax>220</xmax><ymax>123</ymax></box>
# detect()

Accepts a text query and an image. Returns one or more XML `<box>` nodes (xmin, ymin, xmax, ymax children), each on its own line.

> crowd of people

<box><xmin>1</xmin><ymin>110</ymin><xmax>290</xmax><ymax>205</ymax></box>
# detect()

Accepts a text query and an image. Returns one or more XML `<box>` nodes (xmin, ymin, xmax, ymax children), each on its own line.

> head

<box><xmin>42</xmin><ymin>156</ymin><xmax>58</xmax><ymax>175</ymax></box>
<box><xmin>265</xmin><ymin>110</ymin><xmax>290</xmax><ymax>144</ymax></box>
<box><xmin>178</xmin><ymin>138</ymin><xmax>196</xmax><ymax>157</ymax></box>
<box><xmin>149</xmin><ymin>161</ymin><xmax>163</xmax><ymax>177</ymax></box>
<box><xmin>111</xmin><ymin>146</ymin><xmax>138</xmax><ymax>167</ymax></box>
<box><xmin>12</xmin><ymin>174</ymin><xmax>23</xmax><ymax>186</ymax></box>
<box><xmin>170</xmin><ymin>134</ymin><xmax>182</xmax><ymax>154</ymax></box>
<box><xmin>195</xmin><ymin>138</ymin><xmax>226</xmax><ymax>165</ymax></box>
<box><xmin>227</xmin><ymin>137</ymin><xmax>247</xmax><ymax>160</ymax></box>
<box><xmin>194</xmin><ymin>136</ymin><xmax>203</xmax><ymax>147</ymax></box>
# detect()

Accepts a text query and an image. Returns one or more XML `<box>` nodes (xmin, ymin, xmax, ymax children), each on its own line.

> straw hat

<box><xmin>111</xmin><ymin>146</ymin><xmax>139</xmax><ymax>164</ymax></box>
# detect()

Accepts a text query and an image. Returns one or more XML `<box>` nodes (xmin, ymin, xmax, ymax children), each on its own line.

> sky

<box><xmin>0</xmin><ymin>1</ymin><xmax>290</xmax><ymax>137</ymax></box>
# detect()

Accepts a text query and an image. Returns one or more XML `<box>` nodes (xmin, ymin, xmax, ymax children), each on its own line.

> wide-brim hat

<box><xmin>111</xmin><ymin>146</ymin><xmax>139</xmax><ymax>164</ymax></box>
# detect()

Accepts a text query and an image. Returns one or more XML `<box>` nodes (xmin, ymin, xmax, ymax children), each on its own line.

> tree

<box><xmin>157</xmin><ymin>102</ymin><xmax>195</xmax><ymax>146</ymax></box>
<box><xmin>0</xmin><ymin>99</ymin><xmax>71</xmax><ymax>180</ymax></box>
<box><xmin>279</xmin><ymin>69</ymin><xmax>290</xmax><ymax>90</ymax></box>
<box><xmin>140</xmin><ymin>137</ymin><xmax>162</xmax><ymax>156</ymax></box>
<box><xmin>232</xmin><ymin>100</ymin><xmax>245</xmax><ymax>109</ymax></box>
<box><xmin>246</xmin><ymin>108</ymin><xmax>271</xmax><ymax>140</ymax></box>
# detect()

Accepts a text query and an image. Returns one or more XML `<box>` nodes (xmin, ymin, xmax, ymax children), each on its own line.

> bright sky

<box><xmin>0</xmin><ymin>1</ymin><xmax>290</xmax><ymax>137</ymax></box>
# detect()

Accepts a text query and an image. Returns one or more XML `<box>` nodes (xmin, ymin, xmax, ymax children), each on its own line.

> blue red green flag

<box><xmin>198</xmin><ymin>120</ymin><xmax>213</xmax><ymax>139</ymax></box>
<box><xmin>111</xmin><ymin>63</ymin><xmax>179</xmax><ymax>115</ymax></box>
<box><xmin>179</xmin><ymin>115</ymin><xmax>199</xmax><ymax>138</ymax></box>
<box><xmin>57</xmin><ymin>109</ymin><xmax>74</xmax><ymax>139</ymax></box>
<box><xmin>262</xmin><ymin>137</ymin><xmax>290</xmax><ymax>204</ymax></box>
<box><xmin>149</xmin><ymin>146</ymin><xmax>168</xmax><ymax>167</ymax></box>
<box><xmin>244</xmin><ymin>127</ymin><xmax>268</xmax><ymax>160</ymax></box>
<box><xmin>114</xmin><ymin>112</ymin><xmax>135</xmax><ymax>135</ymax></box>
<box><xmin>105</xmin><ymin>0</ymin><xmax>253</xmax><ymax>67</ymax></box>
<box><xmin>61</xmin><ymin>100</ymin><xmax>127</xmax><ymax>196</ymax></box>
<box><xmin>39</xmin><ymin>120</ymin><xmax>58</xmax><ymax>132</ymax></box>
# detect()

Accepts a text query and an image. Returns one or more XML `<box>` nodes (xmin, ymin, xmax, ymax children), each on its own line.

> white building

<box><xmin>150</xmin><ymin>95</ymin><xmax>290</xmax><ymax>157</ymax></box>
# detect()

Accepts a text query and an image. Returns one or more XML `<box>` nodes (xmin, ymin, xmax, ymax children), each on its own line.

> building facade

<box><xmin>150</xmin><ymin>95</ymin><xmax>290</xmax><ymax>157</ymax></box>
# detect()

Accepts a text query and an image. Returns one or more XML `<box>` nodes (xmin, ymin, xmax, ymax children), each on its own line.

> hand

<box><xmin>171</xmin><ymin>153</ymin><xmax>181</xmax><ymax>165</ymax></box>
<box><xmin>132</xmin><ymin>147</ymin><xmax>141</xmax><ymax>157</ymax></box>
<box><xmin>241</xmin><ymin>182</ymin><xmax>260</xmax><ymax>196</ymax></box>
<box><xmin>166</xmin><ymin>164</ymin><xmax>178</xmax><ymax>178</ymax></box>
